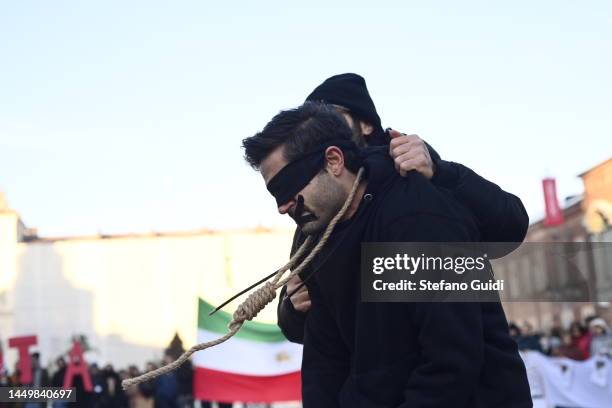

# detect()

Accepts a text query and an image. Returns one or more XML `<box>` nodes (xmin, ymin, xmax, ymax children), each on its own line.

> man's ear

<box><xmin>324</xmin><ymin>146</ymin><xmax>345</xmax><ymax>176</ymax></box>
<box><xmin>360</xmin><ymin>121</ymin><xmax>374</xmax><ymax>137</ymax></box>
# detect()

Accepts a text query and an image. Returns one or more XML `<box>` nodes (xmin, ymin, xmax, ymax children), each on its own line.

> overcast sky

<box><xmin>1</xmin><ymin>1</ymin><xmax>611</xmax><ymax>236</ymax></box>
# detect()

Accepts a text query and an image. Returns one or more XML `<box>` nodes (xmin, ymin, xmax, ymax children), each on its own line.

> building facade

<box><xmin>499</xmin><ymin>158</ymin><xmax>612</xmax><ymax>330</ymax></box>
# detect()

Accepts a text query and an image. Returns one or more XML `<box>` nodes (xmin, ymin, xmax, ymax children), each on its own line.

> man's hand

<box><xmin>285</xmin><ymin>274</ymin><xmax>311</xmax><ymax>313</ymax></box>
<box><xmin>388</xmin><ymin>129</ymin><xmax>435</xmax><ymax>179</ymax></box>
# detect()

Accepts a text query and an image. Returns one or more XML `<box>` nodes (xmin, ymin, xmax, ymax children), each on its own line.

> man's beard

<box><xmin>290</xmin><ymin>175</ymin><xmax>347</xmax><ymax>235</ymax></box>
<box><xmin>289</xmin><ymin>195</ymin><xmax>318</xmax><ymax>228</ymax></box>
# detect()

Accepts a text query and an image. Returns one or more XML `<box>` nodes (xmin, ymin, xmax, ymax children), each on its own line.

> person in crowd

<box><xmin>30</xmin><ymin>352</ymin><xmax>50</xmax><ymax>387</ymax></box>
<box><xmin>544</xmin><ymin>326</ymin><xmax>563</xmax><ymax>355</ymax></box>
<box><xmin>117</xmin><ymin>369</ymin><xmax>131</xmax><ymax>407</ymax></box>
<box><xmin>146</xmin><ymin>361</ymin><xmax>158</xmax><ymax>373</ymax></box>
<box><xmin>0</xmin><ymin>367</ymin><xmax>11</xmax><ymax>386</ymax></box>
<box><xmin>24</xmin><ymin>352</ymin><xmax>50</xmax><ymax>408</ymax></box>
<box><xmin>0</xmin><ymin>368</ymin><xmax>14</xmax><ymax>408</ymax></box>
<box><xmin>509</xmin><ymin>322</ymin><xmax>543</xmax><ymax>352</ymax></box>
<box><xmin>9</xmin><ymin>362</ymin><xmax>21</xmax><ymax>387</ymax></box>
<box><xmin>509</xmin><ymin>322</ymin><xmax>522</xmax><ymax>341</ymax></box>
<box><xmin>125</xmin><ymin>366</ymin><xmax>154</xmax><ymax>408</ymax></box>
<box><xmin>589</xmin><ymin>317</ymin><xmax>612</xmax><ymax>357</ymax></box>
<box><xmin>51</xmin><ymin>357</ymin><xmax>68</xmax><ymax>408</ymax></box>
<box><xmin>90</xmin><ymin>363</ymin><xmax>109</xmax><ymax>408</ymax></box>
<box><xmin>154</xmin><ymin>355</ymin><xmax>179</xmax><ymax>408</ymax></box>
<box><xmin>165</xmin><ymin>338</ymin><xmax>194</xmax><ymax>408</ymax></box>
<box><xmin>569</xmin><ymin>321</ymin><xmax>591</xmax><ymax>360</ymax></box>
<box><xmin>101</xmin><ymin>363</ymin><xmax>127</xmax><ymax>408</ymax></box>
<box><xmin>551</xmin><ymin>333</ymin><xmax>584</xmax><ymax>360</ymax></box>
<box><xmin>519</xmin><ymin>322</ymin><xmax>544</xmax><ymax>352</ymax></box>
<box><xmin>127</xmin><ymin>365</ymin><xmax>140</xmax><ymax>378</ymax></box>
<box><xmin>51</xmin><ymin>357</ymin><xmax>67</xmax><ymax>387</ymax></box>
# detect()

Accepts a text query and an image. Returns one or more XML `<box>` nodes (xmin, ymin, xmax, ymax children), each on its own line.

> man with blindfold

<box><xmin>242</xmin><ymin>102</ymin><xmax>531</xmax><ymax>407</ymax></box>
<box><xmin>278</xmin><ymin>73</ymin><xmax>529</xmax><ymax>343</ymax></box>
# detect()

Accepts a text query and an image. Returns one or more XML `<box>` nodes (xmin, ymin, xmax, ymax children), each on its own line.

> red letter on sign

<box><xmin>8</xmin><ymin>335</ymin><xmax>37</xmax><ymax>385</ymax></box>
<box><xmin>63</xmin><ymin>340</ymin><xmax>92</xmax><ymax>391</ymax></box>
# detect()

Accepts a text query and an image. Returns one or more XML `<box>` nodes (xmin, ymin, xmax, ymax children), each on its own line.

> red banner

<box><xmin>542</xmin><ymin>178</ymin><xmax>564</xmax><ymax>226</ymax></box>
<box><xmin>8</xmin><ymin>335</ymin><xmax>37</xmax><ymax>384</ymax></box>
<box><xmin>64</xmin><ymin>340</ymin><xmax>92</xmax><ymax>391</ymax></box>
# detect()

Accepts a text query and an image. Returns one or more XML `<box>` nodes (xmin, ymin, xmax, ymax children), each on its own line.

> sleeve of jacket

<box><xmin>301</xmin><ymin>291</ymin><xmax>350</xmax><ymax>408</ymax></box>
<box><xmin>425</xmin><ymin>142</ymin><xmax>529</xmax><ymax>255</ymax></box>
<box><xmin>276</xmin><ymin>228</ymin><xmax>307</xmax><ymax>344</ymax></box>
<box><xmin>384</xmin><ymin>214</ymin><xmax>484</xmax><ymax>407</ymax></box>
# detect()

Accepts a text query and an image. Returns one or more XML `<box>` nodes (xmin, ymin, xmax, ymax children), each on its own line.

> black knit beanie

<box><xmin>305</xmin><ymin>73</ymin><xmax>383</xmax><ymax>133</ymax></box>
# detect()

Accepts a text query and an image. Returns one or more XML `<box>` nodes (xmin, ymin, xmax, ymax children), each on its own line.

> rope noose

<box><xmin>122</xmin><ymin>167</ymin><xmax>365</xmax><ymax>390</ymax></box>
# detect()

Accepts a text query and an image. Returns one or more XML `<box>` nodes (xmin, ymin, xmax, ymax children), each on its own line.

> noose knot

<box><xmin>229</xmin><ymin>282</ymin><xmax>276</xmax><ymax>331</ymax></box>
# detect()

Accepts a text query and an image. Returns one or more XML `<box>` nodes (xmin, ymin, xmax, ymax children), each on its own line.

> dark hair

<box><xmin>242</xmin><ymin>102</ymin><xmax>362</xmax><ymax>173</ymax></box>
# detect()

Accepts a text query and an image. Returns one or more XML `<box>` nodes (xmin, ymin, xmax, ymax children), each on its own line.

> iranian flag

<box><xmin>194</xmin><ymin>298</ymin><xmax>302</xmax><ymax>403</ymax></box>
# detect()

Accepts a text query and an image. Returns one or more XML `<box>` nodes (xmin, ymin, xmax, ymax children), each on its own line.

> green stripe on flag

<box><xmin>198</xmin><ymin>298</ymin><xmax>287</xmax><ymax>343</ymax></box>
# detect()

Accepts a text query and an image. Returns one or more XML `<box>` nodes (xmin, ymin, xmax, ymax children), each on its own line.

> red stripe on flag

<box><xmin>194</xmin><ymin>366</ymin><xmax>301</xmax><ymax>403</ymax></box>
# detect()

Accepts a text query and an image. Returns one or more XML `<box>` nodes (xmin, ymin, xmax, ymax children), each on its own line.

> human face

<box><xmin>260</xmin><ymin>146</ymin><xmax>347</xmax><ymax>235</ymax></box>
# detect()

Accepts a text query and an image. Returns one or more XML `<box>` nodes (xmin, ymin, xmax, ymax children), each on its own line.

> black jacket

<box><xmin>425</xmin><ymin>144</ymin><xmax>528</xmax><ymax>245</ymax></box>
<box><xmin>278</xmin><ymin>145</ymin><xmax>529</xmax><ymax>344</ymax></box>
<box><xmin>297</xmin><ymin>151</ymin><xmax>531</xmax><ymax>407</ymax></box>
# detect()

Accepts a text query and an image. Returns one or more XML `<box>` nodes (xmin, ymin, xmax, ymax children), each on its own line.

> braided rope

<box><xmin>122</xmin><ymin>167</ymin><xmax>365</xmax><ymax>390</ymax></box>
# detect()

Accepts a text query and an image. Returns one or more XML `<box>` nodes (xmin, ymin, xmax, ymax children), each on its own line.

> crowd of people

<box><xmin>509</xmin><ymin>315</ymin><xmax>612</xmax><ymax>360</ymax></box>
<box><xmin>0</xmin><ymin>342</ymin><xmax>250</xmax><ymax>408</ymax></box>
<box><xmin>0</xmin><ymin>352</ymin><xmax>202</xmax><ymax>408</ymax></box>
<box><xmin>2</xmin><ymin>316</ymin><xmax>609</xmax><ymax>407</ymax></box>
<box><xmin>0</xmin><ymin>332</ymin><xmax>275</xmax><ymax>407</ymax></box>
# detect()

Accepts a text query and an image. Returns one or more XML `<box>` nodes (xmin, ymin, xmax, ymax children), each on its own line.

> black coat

<box><xmin>278</xmin><ymin>145</ymin><xmax>529</xmax><ymax>344</ymax></box>
<box><xmin>424</xmin><ymin>143</ymin><xmax>529</xmax><ymax>245</ymax></box>
<box><xmin>295</xmin><ymin>152</ymin><xmax>532</xmax><ymax>407</ymax></box>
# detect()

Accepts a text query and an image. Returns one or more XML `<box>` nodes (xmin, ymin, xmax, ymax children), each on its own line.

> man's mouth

<box><xmin>295</xmin><ymin>212</ymin><xmax>317</xmax><ymax>226</ymax></box>
<box><xmin>292</xmin><ymin>195</ymin><xmax>318</xmax><ymax>226</ymax></box>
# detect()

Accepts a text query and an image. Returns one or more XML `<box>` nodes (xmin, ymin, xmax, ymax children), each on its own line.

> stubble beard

<box><xmin>300</xmin><ymin>175</ymin><xmax>347</xmax><ymax>236</ymax></box>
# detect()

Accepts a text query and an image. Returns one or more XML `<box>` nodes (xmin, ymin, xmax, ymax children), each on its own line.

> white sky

<box><xmin>1</xmin><ymin>1</ymin><xmax>611</xmax><ymax>236</ymax></box>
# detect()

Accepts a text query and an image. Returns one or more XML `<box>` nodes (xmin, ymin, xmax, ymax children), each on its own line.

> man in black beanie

<box><xmin>306</xmin><ymin>73</ymin><xmax>389</xmax><ymax>146</ymax></box>
<box><xmin>278</xmin><ymin>73</ymin><xmax>530</xmax><ymax>343</ymax></box>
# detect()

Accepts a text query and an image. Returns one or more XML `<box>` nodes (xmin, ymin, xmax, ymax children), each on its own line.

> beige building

<box><xmin>499</xmin><ymin>158</ymin><xmax>612</xmax><ymax>330</ymax></box>
<box><xmin>0</xmin><ymin>193</ymin><xmax>294</xmax><ymax>371</ymax></box>
<box><xmin>581</xmin><ymin>158</ymin><xmax>612</xmax><ymax>236</ymax></box>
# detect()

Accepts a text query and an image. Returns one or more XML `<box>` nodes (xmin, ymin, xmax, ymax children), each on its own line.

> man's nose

<box><xmin>278</xmin><ymin>199</ymin><xmax>295</xmax><ymax>215</ymax></box>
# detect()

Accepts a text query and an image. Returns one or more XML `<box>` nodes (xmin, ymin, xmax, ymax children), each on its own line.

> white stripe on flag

<box><xmin>194</xmin><ymin>328</ymin><xmax>303</xmax><ymax>376</ymax></box>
